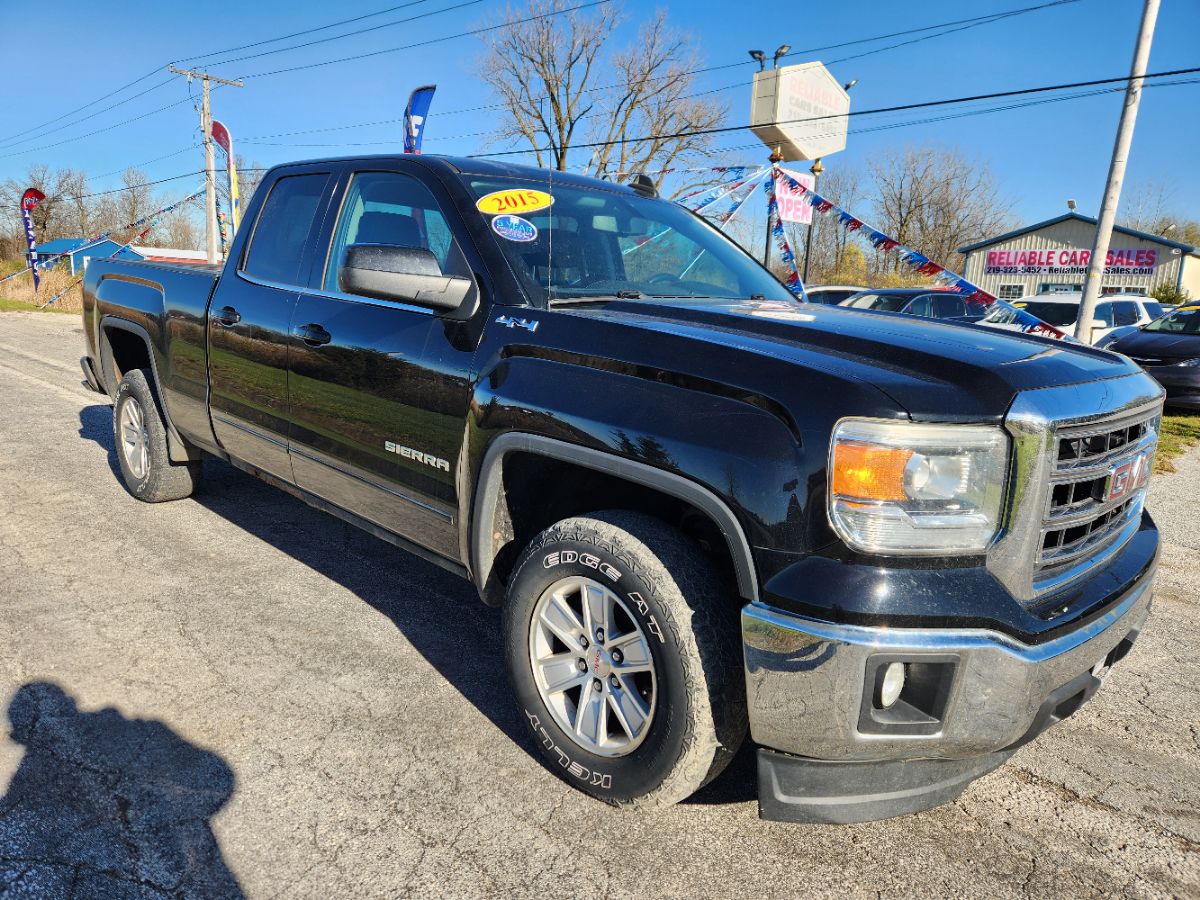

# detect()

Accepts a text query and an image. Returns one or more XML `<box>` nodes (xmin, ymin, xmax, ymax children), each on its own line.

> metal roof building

<box><xmin>34</xmin><ymin>238</ymin><xmax>142</xmax><ymax>276</ymax></box>
<box><xmin>958</xmin><ymin>212</ymin><xmax>1200</xmax><ymax>301</ymax></box>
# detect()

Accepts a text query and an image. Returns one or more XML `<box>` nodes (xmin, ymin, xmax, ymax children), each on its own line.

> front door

<box><xmin>207</xmin><ymin>170</ymin><xmax>331</xmax><ymax>482</ymax></box>
<box><xmin>287</xmin><ymin>168</ymin><xmax>483</xmax><ymax>560</ymax></box>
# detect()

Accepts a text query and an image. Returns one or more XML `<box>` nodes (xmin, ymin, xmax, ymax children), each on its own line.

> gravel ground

<box><xmin>0</xmin><ymin>311</ymin><xmax>1197</xmax><ymax>899</ymax></box>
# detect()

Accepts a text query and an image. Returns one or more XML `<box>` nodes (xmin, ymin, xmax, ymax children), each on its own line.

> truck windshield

<box><xmin>1009</xmin><ymin>301</ymin><xmax>1079</xmax><ymax>326</ymax></box>
<box><xmin>464</xmin><ymin>176</ymin><xmax>792</xmax><ymax>304</ymax></box>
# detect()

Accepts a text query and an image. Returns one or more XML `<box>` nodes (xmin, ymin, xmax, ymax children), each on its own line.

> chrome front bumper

<box><xmin>742</xmin><ymin>561</ymin><xmax>1154</xmax><ymax>761</ymax></box>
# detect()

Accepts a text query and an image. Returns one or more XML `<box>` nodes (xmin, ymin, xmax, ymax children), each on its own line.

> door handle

<box><xmin>296</xmin><ymin>323</ymin><xmax>331</xmax><ymax>347</ymax></box>
<box><xmin>212</xmin><ymin>305</ymin><xmax>241</xmax><ymax>326</ymax></box>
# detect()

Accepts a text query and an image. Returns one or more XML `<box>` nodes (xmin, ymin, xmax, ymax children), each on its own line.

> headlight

<box><xmin>828</xmin><ymin>419</ymin><xmax>1009</xmax><ymax>555</ymax></box>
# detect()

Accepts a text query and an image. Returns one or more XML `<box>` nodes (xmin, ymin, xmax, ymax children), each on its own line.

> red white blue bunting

<box><xmin>3</xmin><ymin>189</ymin><xmax>205</xmax><ymax>288</ymax></box>
<box><xmin>771</xmin><ymin>168</ymin><xmax>1066</xmax><ymax>339</ymax></box>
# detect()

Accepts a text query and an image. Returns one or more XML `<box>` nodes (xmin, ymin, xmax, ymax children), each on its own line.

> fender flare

<box><xmin>469</xmin><ymin>433</ymin><xmax>759</xmax><ymax>602</ymax></box>
<box><xmin>98</xmin><ymin>316</ymin><xmax>193</xmax><ymax>461</ymax></box>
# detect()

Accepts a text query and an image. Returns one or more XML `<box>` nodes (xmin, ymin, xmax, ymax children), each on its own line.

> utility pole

<box><xmin>801</xmin><ymin>157</ymin><xmax>824</xmax><ymax>283</ymax></box>
<box><xmin>168</xmin><ymin>65</ymin><xmax>244</xmax><ymax>265</ymax></box>
<box><xmin>1075</xmin><ymin>0</ymin><xmax>1159</xmax><ymax>343</ymax></box>
<box><xmin>763</xmin><ymin>146</ymin><xmax>783</xmax><ymax>267</ymax></box>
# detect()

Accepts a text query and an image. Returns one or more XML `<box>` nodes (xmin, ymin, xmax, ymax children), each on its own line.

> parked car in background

<box><xmin>991</xmin><ymin>292</ymin><xmax>1164</xmax><ymax>344</ymax></box>
<box><xmin>839</xmin><ymin>287</ymin><xmax>990</xmax><ymax>323</ymax></box>
<box><xmin>804</xmin><ymin>284</ymin><xmax>867</xmax><ymax>305</ymax></box>
<box><xmin>1101</xmin><ymin>304</ymin><xmax>1200</xmax><ymax>409</ymax></box>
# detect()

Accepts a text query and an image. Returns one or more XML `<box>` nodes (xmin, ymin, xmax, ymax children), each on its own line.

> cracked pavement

<box><xmin>0</xmin><ymin>311</ymin><xmax>1197</xmax><ymax>898</ymax></box>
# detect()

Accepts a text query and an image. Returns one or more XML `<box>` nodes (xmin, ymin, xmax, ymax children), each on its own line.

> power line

<box><xmin>175</xmin><ymin>0</ymin><xmax>441</xmax><ymax>64</ymax></box>
<box><xmin>0</xmin><ymin>0</ymin><xmax>463</xmax><ymax>150</ymax></box>
<box><xmin>0</xmin><ymin>96</ymin><xmax>199</xmax><ymax>160</ymax></box>
<box><xmin>203</xmin><ymin>0</ymin><xmax>486</xmax><ymax>70</ymax></box>
<box><xmin>0</xmin><ymin>66</ymin><xmax>164</xmax><ymax>147</ymax></box>
<box><xmin>60</xmin><ymin>171</ymin><xmax>206</xmax><ymax>200</ymax></box>
<box><xmin>240</xmin><ymin>0</ymin><xmax>613</xmax><ymax>78</ymax></box>
<box><xmin>0</xmin><ymin>78</ymin><xmax>176</xmax><ymax>151</ymax></box>
<box><xmin>470</xmin><ymin>65</ymin><xmax>1200</xmax><ymax>159</ymax></box>
<box><xmin>232</xmin><ymin>0</ymin><xmax>1083</xmax><ymax>140</ymax></box>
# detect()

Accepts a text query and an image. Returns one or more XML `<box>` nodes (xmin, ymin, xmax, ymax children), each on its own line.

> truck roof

<box><xmin>271</xmin><ymin>153</ymin><xmax>644</xmax><ymax>196</ymax></box>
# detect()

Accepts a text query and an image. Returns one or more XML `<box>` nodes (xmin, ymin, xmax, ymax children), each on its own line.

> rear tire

<box><xmin>503</xmin><ymin>510</ymin><xmax>746</xmax><ymax>808</ymax></box>
<box><xmin>113</xmin><ymin>369</ymin><xmax>201</xmax><ymax>503</ymax></box>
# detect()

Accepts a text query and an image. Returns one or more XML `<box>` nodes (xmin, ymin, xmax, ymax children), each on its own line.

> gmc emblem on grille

<box><xmin>1106</xmin><ymin>449</ymin><xmax>1153</xmax><ymax>502</ymax></box>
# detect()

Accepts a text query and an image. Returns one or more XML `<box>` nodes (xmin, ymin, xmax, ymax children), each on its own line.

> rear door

<box><xmin>207</xmin><ymin>168</ymin><xmax>333</xmax><ymax>481</ymax></box>
<box><xmin>286</xmin><ymin>164</ymin><xmax>485</xmax><ymax>561</ymax></box>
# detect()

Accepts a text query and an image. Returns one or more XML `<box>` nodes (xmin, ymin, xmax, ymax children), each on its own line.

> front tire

<box><xmin>113</xmin><ymin>369</ymin><xmax>201</xmax><ymax>503</ymax></box>
<box><xmin>503</xmin><ymin>510</ymin><xmax>746</xmax><ymax>807</ymax></box>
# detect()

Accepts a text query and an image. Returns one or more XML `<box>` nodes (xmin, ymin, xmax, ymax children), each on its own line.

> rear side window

<box><xmin>933</xmin><ymin>294</ymin><xmax>965</xmax><ymax>318</ymax></box>
<box><xmin>242</xmin><ymin>174</ymin><xmax>329</xmax><ymax>285</ymax></box>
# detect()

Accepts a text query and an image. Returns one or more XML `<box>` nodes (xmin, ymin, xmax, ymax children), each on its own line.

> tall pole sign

<box><xmin>20</xmin><ymin>188</ymin><xmax>46</xmax><ymax>292</ymax></box>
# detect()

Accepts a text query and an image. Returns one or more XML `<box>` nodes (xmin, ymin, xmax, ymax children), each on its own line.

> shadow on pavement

<box><xmin>0</xmin><ymin>682</ymin><xmax>243</xmax><ymax>898</ymax></box>
<box><xmin>75</xmin><ymin>405</ymin><xmax>757</xmax><ymax>807</ymax></box>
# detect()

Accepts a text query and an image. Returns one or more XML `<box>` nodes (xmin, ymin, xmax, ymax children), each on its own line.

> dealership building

<box><xmin>958</xmin><ymin>212</ymin><xmax>1200</xmax><ymax>300</ymax></box>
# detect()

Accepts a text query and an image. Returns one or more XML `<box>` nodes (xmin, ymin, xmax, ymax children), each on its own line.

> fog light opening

<box><xmin>878</xmin><ymin>662</ymin><xmax>906</xmax><ymax>709</ymax></box>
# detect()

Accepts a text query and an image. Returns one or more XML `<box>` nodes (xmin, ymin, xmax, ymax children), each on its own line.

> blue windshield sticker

<box><xmin>491</xmin><ymin>214</ymin><xmax>538</xmax><ymax>243</ymax></box>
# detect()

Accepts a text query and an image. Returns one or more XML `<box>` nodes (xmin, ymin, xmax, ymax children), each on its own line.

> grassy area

<box><xmin>0</xmin><ymin>297</ymin><xmax>75</xmax><ymax>314</ymax></box>
<box><xmin>1156</xmin><ymin>412</ymin><xmax>1200</xmax><ymax>473</ymax></box>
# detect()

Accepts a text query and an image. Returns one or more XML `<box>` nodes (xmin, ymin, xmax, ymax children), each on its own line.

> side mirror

<box><xmin>1090</xmin><ymin>319</ymin><xmax>1107</xmax><ymax>329</ymax></box>
<box><xmin>339</xmin><ymin>244</ymin><xmax>474</xmax><ymax>314</ymax></box>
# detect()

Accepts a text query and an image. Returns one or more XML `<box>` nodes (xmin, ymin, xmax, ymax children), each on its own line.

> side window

<box><xmin>241</xmin><ymin>174</ymin><xmax>328</xmax><ymax>285</ymax></box>
<box><xmin>324</xmin><ymin>171</ymin><xmax>470</xmax><ymax>292</ymax></box>
<box><xmin>907</xmin><ymin>295</ymin><xmax>934</xmax><ymax>317</ymax></box>
<box><xmin>1143</xmin><ymin>301</ymin><xmax>1164</xmax><ymax>320</ymax></box>
<box><xmin>933</xmin><ymin>294</ymin><xmax>965</xmax><ymax>318</ymax></box>
<box><xmin>1113</xmin><ymin>301</ymin><xmax>1140</xmax><ymax>326</ymax></box>
<box><xmin>1093</xmin><ymin>303</ymin><xmax>1115</xmax><ymax>327</ymax></box>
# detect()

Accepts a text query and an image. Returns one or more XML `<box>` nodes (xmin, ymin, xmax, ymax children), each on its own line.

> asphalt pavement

<box><xmin>0</xmin><ymin>311</ymin><xmax>1197</xmax><ymax>898</ymax></box>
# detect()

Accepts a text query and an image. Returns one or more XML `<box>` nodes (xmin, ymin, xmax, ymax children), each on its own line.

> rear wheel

<box><xmin>112</xmin><ymin>369</ymin><xmax>201</xmax><ymax>502</ymax></box>
<box><xmin>503</xmin><ymin>510</ymin><xmax>746</xmax><ymax>807</ymax></box>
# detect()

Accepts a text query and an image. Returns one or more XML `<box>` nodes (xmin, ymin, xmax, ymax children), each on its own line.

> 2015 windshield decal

<box><xmin>491</xmin><ymin>214</ymin><xmax>538</xmax><ymax>243</ymax></box>
<box><xmin>475</xmin><ymin>188</ymin><xmax>553</xmax><ymax>216</ymax></box>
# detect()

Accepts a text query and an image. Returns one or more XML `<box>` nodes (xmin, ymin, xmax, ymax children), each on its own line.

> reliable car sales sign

<box><xmin>750</xmin><ymin>62</ymin><xmax>851</xmax><ymax>162</ymax></box>
<box><xmin>985</xmin><ymin>247</ymin><xmax>1159</xmax><ymax>277</ymax></box>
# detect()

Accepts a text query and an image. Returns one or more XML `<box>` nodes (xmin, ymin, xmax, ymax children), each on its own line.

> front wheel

<box><xmin>502</xmin><ymin>511</ymin><xmax>746</xmax><ymax>807</ymax></box>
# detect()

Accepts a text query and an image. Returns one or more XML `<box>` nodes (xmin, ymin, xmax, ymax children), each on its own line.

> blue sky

<box><xmin>2</xmin><ymin>0</ymin><xmax>1197</xmax><ymax>227</ymax></box>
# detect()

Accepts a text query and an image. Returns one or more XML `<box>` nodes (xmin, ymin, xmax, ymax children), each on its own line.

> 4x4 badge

<box><xmin>496</xmin><ymin>315</ymin><xmax>539</xmax><ymax>333</ymax></box>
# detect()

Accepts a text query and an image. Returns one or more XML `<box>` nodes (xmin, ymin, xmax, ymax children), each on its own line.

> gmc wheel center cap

<box><xmin>592</xmin><ymin>647</ymin><xmax>613</xmax><ymax>677</ymax></box>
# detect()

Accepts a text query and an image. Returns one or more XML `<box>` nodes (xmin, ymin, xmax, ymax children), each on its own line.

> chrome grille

<box><xmin>1034</xmin><ymin>408</ymin><xmax>1159</xmax><ymax>586</ymax></box>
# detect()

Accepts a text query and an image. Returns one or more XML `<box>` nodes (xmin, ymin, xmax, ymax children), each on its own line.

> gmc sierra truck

<box><xmin>80</xmin><ymin>156</ymin><xmax>1163</xmax><ymax>823</ymax></box>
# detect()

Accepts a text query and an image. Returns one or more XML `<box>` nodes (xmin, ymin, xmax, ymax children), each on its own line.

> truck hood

<box><xmin>562</xmin><ymin>298</ymin><xmax>1138</xmax><ymax>421</ymax></box>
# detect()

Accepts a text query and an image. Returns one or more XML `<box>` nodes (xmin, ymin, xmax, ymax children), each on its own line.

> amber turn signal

<box><xmin>831</xmin><ymin>443</ymin><xmax>912</xmax><ymax>501</ymax></box>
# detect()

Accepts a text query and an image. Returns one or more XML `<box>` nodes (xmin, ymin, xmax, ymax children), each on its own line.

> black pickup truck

<box><xmin>80</xmin><ymin>155</ymin><xmax>1163</xmax><ymax>823</ymax></box>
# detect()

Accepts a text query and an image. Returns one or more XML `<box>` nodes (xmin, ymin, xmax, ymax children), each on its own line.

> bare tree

<box><xmin>868</xmin><ymin>145</ymin><xmax>1014</xmax><ymax>272</ymax></box>
<box><xmin>476</xmin><ymin>0</ymin><xmax>724</xmax><ymax>185</ymax></box>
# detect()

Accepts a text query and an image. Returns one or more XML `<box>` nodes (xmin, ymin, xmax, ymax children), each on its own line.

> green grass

<box><xmin>1157</xmin><ymin>412</ymin><xmax>1200</xmax><ymax>473</ymax></box>
<box><xmin>0</xmin><ymin>297</ymin><xmax>75</xmax><ymax>314</ymax></box>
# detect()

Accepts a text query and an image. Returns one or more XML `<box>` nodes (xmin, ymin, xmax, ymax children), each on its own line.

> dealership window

<box><xmin>997</xmin><ymin>284</ymin><xmax>1023</xmax><ymax>300</ymax></box>
<box><xmin>1038</xmin><ymin>282</ymin><xmax>1082</xmax><ymax>293</ymax></box>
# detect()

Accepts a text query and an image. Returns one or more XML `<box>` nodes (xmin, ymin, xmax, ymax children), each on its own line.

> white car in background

<box><xmin>979</xmin><ymin>291</ymin><xmax>1165</xmax><ymax>344</ymax></box>
<box><xmin>804</xmin><ymin>284</ymin><xmax>868</xmax><ymax>305</ymax></box>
